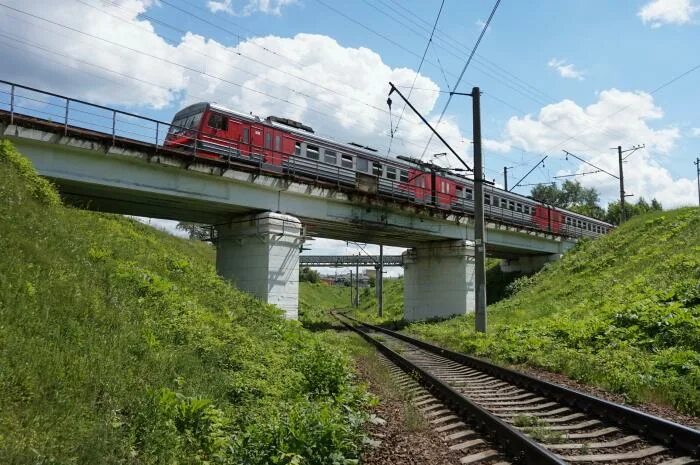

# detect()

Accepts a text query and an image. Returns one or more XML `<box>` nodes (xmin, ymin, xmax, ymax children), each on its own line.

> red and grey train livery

<box><xmin>164</xmin><ymin>102</ymin><xmax>613</xmax><ymax>238</ymax></box>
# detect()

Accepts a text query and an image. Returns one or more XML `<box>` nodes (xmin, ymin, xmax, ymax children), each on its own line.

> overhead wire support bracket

<box><xmin>387</xmin><ymin>82</ymin><xmax>472</xmax><ymax>172</ymax></box>
<box><xmin>509</xmin><ymin>155</ymin><xmax>548</xmax><ymax>191</ymax></box>
<box><xmin>563</xmin><ymin>150</ymin><xmax>618</xmax><ymax>179</ymax></box>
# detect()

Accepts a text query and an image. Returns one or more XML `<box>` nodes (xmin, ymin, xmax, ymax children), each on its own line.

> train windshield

<box><xmin>169</xmin><ymin>112</ymin><xmax>203</xmax><ymax>135</ymax></box>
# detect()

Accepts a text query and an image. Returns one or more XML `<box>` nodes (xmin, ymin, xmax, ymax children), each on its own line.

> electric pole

<box><xmin>472</xmin><ymin>87</ymin><xmax>487</xmax><ymax>333</ymax></box>
<box><xmin>349</xmin><ymin>270</ymin><xmax>353</xmax><ymax>307</ymax></box>
<box><xmin>695</xmin><ymin>157</ymin><xmax>700</xmax><ymax>207</ymax></box>
<box><xmin>355</xmin><ymin>254</ymin><xmax>360</xmax><ymax>307</ymax></box>
<box><xmin>503</xmin><ymin>166</ymin><xmax>515</xmax><ymax>191</ymax></box>
<box><xmin>389</xmin><ymin>82</ymin><xmax>488</xmax><ymax>332</ymax></box>
<box><xmin>377</xmin><ymin>245</ymin><xmax>384</xmax><ymax>317</ymax></box>
<box><xmin>617</xmin><ymin>146</ymin><xmax>626</xmax><ymax>223</ymax></box>
<box><xmin>612</xmin><ymin>144</ymin><xmax>644</xmax><ymax>223</ymax></box>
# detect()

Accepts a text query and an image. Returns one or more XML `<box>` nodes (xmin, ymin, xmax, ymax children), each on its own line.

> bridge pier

<box><xmin>215</xmin><ymin>212</ymin><xmax>303</xmax><ymax>319</ymax></box>
<box><xmin>499</xmin><ymin>254</ymin><xmax>560</xmax><ymax>273</ymax></box>
<box><xmin>403</xmin><ymin>241</ymin><xmax>475</xmax><ymax>321</ymax></box>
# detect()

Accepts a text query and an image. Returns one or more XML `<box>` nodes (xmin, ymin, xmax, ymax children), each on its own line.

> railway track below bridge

<box><xmin>335</xmin><ymin>313</ymin><xmax>700</xmax><ymax>465</ymax></box>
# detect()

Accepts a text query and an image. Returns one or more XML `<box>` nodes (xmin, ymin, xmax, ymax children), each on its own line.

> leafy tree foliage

<box><xmin>531</xmin><ymin>180</ymin><xmax>605</xmax><ymax>219</ymax></box>
<box><xmin>530</xmin><ymin>180</ymin><xmax>662</xmax><ymax>224</ymax></box>
<box><xmin>300</xmin><ymin>266</ymin><xmax>321</xmax><ymax>283</ymax></box>
<box><xmin>605</xmin><ymin>197</ymin><xmax>663</xmax><ymax>225</ymax></box>
<box><xmin>176</xmin><ymin>222</ymin><xmax>211</xmax><ymax>240</ymax></box>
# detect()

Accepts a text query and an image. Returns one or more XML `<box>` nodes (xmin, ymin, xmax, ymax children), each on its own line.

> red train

<box><xmin>164</xmin><ymin>102</ymin><xmax>613</xmax><ymax>238</ymax></box>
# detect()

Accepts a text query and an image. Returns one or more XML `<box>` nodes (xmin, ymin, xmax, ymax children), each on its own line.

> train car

<box><xmin>164</xmin><ymin>102</ymin><xmax>614</xmax><ymax>239</ymax></box>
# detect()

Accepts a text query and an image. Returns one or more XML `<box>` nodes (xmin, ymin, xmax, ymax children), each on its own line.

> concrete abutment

<box><xmin>215</xmin><ymin>212</ymin><xmax>302</xmax><ymax>319</ymax></box>
<box><xmin>403</xmin><ymin>241</ymin><xmax>475</xmax><ymax>321</ymax></box>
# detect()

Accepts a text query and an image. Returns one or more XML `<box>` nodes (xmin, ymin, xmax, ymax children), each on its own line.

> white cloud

<box><xmin>207</xmin><ymin>0</ymin><xmax>297</xmax><ymax>16</ymax></box>
<box><xmin>0</xmin><ymin>0</ymin><xmax>473</xmax><ymax>166</ymax></box>
<box><xmin>502</xmin><ymin>89</ymin><xmax>696</xmax><ymax>207</ymax></box>
<box><xmin>638</xmin><ymin>0</ymin><xmax>698</xmax><ymax>27</ymax></box>
<box><xmin>691</xmin><ymin>127</ymin><xmax>700</xmax><ymax>136</ymax></box>
<box><xmin>547</xmin><ymin>58</ymin><xmax>585</xmax><ymax>81</ymax></box>
<box><xmin>484</xmin><ymin>138</ymin><xmax>511</xmax><ymax>153</ymax></box>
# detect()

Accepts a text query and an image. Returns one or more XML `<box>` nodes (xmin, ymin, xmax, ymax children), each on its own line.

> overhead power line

<box><xmin>388</xmin><ymin>0</ymin><xmax>446</xmax><ymax>156</ymax></box>
<box><xmin>418</xmin><ymin>0</ymin><xmax>502</xmax><ymax>160</ymax></box>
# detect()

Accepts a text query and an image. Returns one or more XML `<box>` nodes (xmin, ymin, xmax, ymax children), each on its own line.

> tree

<box><xmin>531</xmin><ymin>180</ymin><xmax>605</xmax><ymax>219</ymax></box>
<box><xmin>299</xmin><ymin>266</ymin><xmax>320</xmax><ymax>283</ymax></box>
<box><xmin>176</xmin><ymin>222</ymin><xmax>211</xmax><ymax>241</ymax></box>
<box><xmin>604</xmin><ymin>197</ymin><xmax>662</xmax><ymax>225</ymax></box>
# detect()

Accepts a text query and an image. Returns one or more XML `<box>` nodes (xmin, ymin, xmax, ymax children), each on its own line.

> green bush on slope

<box><xmin>0</xmin><ymin>140</ymin><xmax>368</xmax><ymax>464</ymax></box>
<box><xmin>408</xmin><ymin>208</ymin><xmax>700</xmax><ymax>415</ymax></box>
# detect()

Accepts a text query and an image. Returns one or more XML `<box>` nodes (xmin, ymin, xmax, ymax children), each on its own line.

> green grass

<box><xmin>406</xmin><ymin>207</ymin><xmax>700</xmax><ymax>415</ymax></box>
<box><xmin>0</xmin><ymin>140</ymin><xmax>370</xmax><ymax>465</ymax></box>
<box><xmin>298</xmin><ymin>282</ymin><xmax>350</xmax><ymax>328</ymax></box>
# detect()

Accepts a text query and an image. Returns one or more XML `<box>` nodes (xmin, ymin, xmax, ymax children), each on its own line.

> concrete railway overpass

<box><xmin>1</xmin><ymin>82</ymin><xmax>578</xmax><ymax>320</ymax></box>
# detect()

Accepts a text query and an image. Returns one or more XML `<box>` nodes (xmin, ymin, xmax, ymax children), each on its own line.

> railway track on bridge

<box><xmin>335</xmin><ymin>313</ymin><xmax>700</xmax><ymax>465</ymax></box>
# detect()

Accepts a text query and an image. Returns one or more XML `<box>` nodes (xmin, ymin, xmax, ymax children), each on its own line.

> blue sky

<box><xmin>0</xmin><ymin>0</ymin><xmax>698</xmax><ymax>265</ymax></box>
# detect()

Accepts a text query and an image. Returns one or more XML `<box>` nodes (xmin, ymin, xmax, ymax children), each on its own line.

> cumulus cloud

<box><xmin>691</xmin><ymin>127</ymin><xmax>700</xmax><ymax>136</ymax></box>
<box><xmin>638</xmin><ymin>0</ymin><xmax>698</xmax><ymax>27</ymax></box>
<box><xmin>207</xmin><ymin>0</ymin><xmax>297</xmax><ymax>16</ymax></box>
<box><xmin>502</xmin><ymin>89</ymin><xmax>695</xmax><ymax>207</ymax></box>
<box><xmin>0</xmin><ymin>0</ymin><xmax>472</xmax><ymax>165</ymax></box>
<box><xmin>547</xmin><ymin>58</ymin><xmax>585</xmax><ymax>80</ymax></box>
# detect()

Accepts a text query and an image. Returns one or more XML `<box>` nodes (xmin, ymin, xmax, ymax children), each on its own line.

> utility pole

<box><xmin>503</xmin><ymin>166</ymin><xmax>510</xmax><ymax>191</ymax></box>
<box><xmin>471</xmin><ymin>87</ymin><xmax>487</xmax><ymax>333</ymax></box>
<box><xmin>389</xmin><ymin>82</ymin><xmax>488</xmax><ymax>332</ymax></box>
<box><xmin>349</xmin><ymin>270</ymin><xmax>353</xmax><ymax>308</ymax></box>
<box><xmin>355</xmin><ymin>254</ymin><xmax>360</xmax><ymax>307</ymax></box>
<box><xmin>695</xmin><ymin>157</ymin><xmax>700</xmax><ymax>207</ymax></box>
<box><xmin>377</xmin><ymin>245</ymin><xmax>384</xmax><ymax>317</ymax></box>
<box><xmin>617</xmin><ymin>146</ymin><xmax>626</xmax><ymax>223</ymax></box>
<box><xmin>612</xmin><ymin>144</ymin><xmax>644</xmax><ymax>223</ymax></box>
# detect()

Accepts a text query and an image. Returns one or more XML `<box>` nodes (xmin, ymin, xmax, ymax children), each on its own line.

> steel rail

<box><xmin>334</xmin><ymin>312</ymin><xmax>566</xmax><ymax>465</ymax></box>
<box><xmin>343</xmin><ymin>314</ymin><xmax>700</xmax><ymax>459</ymax></box>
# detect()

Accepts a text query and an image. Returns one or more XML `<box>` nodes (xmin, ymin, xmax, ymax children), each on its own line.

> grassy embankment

<box><xmin>297</xmin><ymin>210</ymin><xmax>699</xmax><ymax>415</ymax></box>
<box><xmin>0</xmin><ymin>140</ymin><xmax>370</xmax><ymax>465</ymax></box>
<box><xmin>401</xmin><ymin>208</ymin><xmax>700</xmax><ymax>415</ymax></box>
<box><xmin>298</xmin><ymin>282</ymin><xmax>351</xmax><ymax>328</ymax></box>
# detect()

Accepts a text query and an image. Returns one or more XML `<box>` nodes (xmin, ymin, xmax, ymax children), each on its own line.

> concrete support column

<box><xmin>499</xmin><ymin>254</ymin><xmax>560</xmax><ymax>273</ymax></box>
<box><xmin>215</xmin><ymin>212</ymin><xmax>303</xmax><ymax>319</ymax></box>
<box><xmin>403</xmin><ymin>240</ymin><xmax>475</xmax><ymax>321</ymax></box>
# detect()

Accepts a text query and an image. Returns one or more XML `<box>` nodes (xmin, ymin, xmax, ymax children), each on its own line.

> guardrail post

<box><xmin>64</xmin><ymin>99</ymin><xmax>70</xmax><ymax>136</ymax></box>
<box><xmin>111</xmin><ymin>111</ymin><xmax>116</xmax><ymax>146</ymax></box>
<box><xmin>9</xmin><ymin>84</ymin><xmax>15</xmax><ymax>125</ymax></box>
<box><xmin>155</xmin><ymin>122</ymin><xmax>159</xmax><ymax>150</ymax></box>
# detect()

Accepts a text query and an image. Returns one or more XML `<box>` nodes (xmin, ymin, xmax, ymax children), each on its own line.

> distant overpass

<box><xmin>300</xmin><ymin>255</ymin><xmax>403</xmax><ymax>267</ymax></box>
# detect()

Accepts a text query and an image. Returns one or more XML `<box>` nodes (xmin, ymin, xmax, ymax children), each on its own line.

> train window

<box><xmin>373</xmin><ymin>162</ymin><xmax>383</xmax><ymax>176</ymax></box>
<box><xmin>294</xmin><ymin>142</ymin><xmax>301</xmax><ymax>156</ymax></box>
<box><xmin>400</xmin><ymin>170</ymin><xmax>409</xmax><ymax>183</ymax></box>
<box><xmin>207</xmin><ymin>113</ymin><xmax>228</xmax><ymax>131</ymax></box>
<box><xmin>500</xmin><ymin>198</ymin><xmax>507</xmax><ymax>208</ymax></box>
<box><xmin>306</xmin><ymin>145</ymin><xmax>320</xmax><ymax>160</ymax></box>
<box><xmin>465</xmin><ymin>189</ymin><xmax>473</xmax><ymax>201</ymax></box>
<box><xmin>341</xmin><ymin>154</ymin><xmax>353</xmax><ymax>168</ymax></box>
<box><xmin>357</xmin><ymin>157</ymin><xmax>369</xmax><ymax>172</ymax></box>
<box><xmin>516</xmin><ymin>203</ymin><xmax>522</xmax><ymax>213</ymax></box>
<box><xmin>386</xmin><ymin>166</ymin><xmax>397</xmax><ymax>180</ymax></box>
<box><xmin>484</xmin><ymin>193</ymin><xmax>490</xmax><ymax>204</ymax></box>
<box><xmin>509</xmin><ymin>200</ymin><xmax>515</xmax><ymax>211</ymax></box>
<box><xmin>274</xmin><ymin>135</ymin><xmax>281</xmax><ymax>152</ymax></box>
<box><xmin>264</xmin><ymin>132</ymin><xmax>272</xmax><ymax>149</ymax></box>
<box><xmin>243</xmin><ymin>127</ymin><xmax>249</xmax><ymax>144</ymax></box>
<box><xmin>324</xmin><ymin>149</ymin><xmax>337</xmax><ymax>165</ymax></box>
